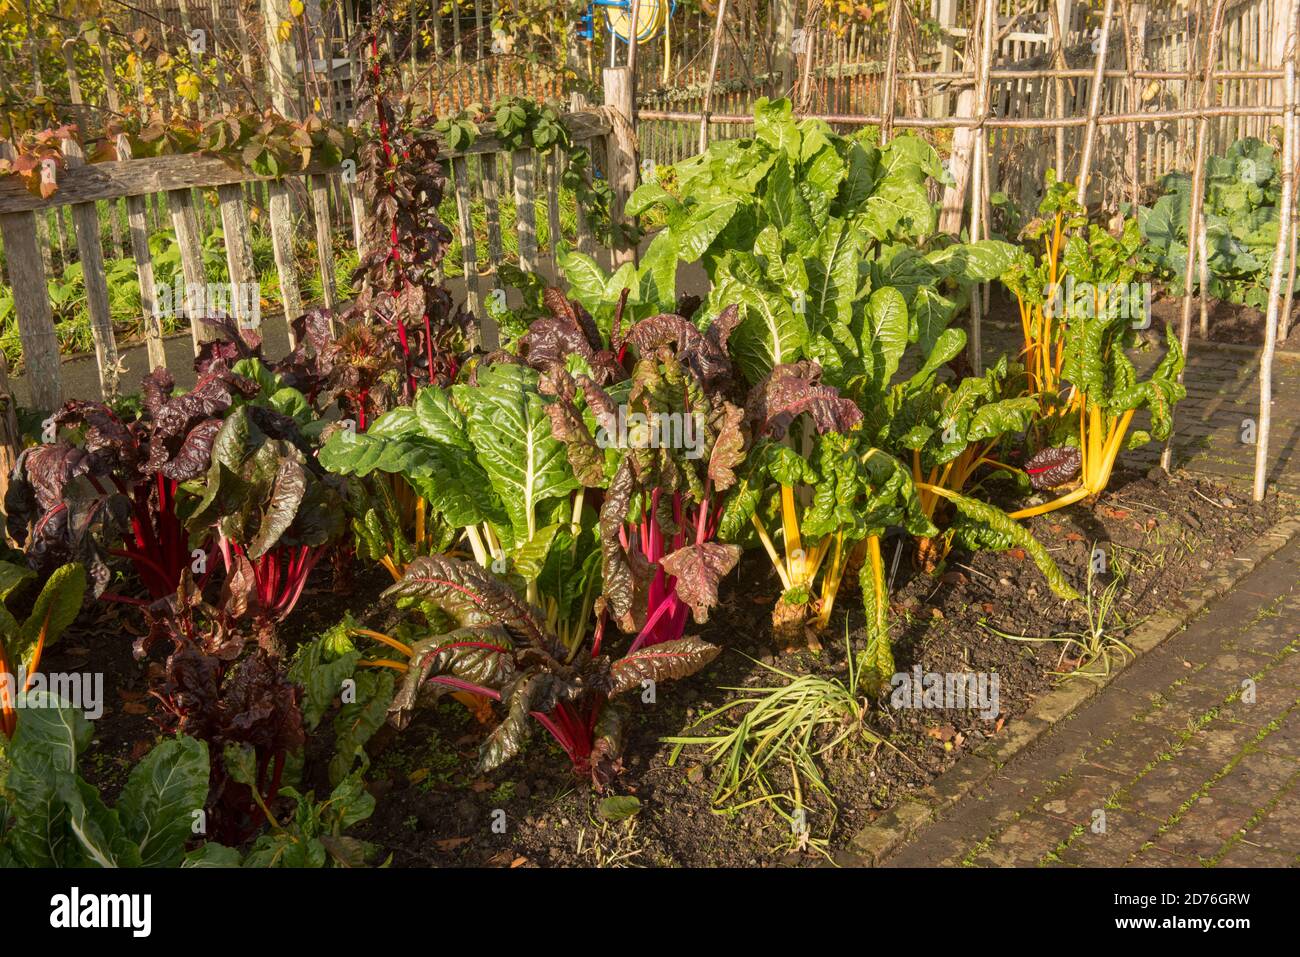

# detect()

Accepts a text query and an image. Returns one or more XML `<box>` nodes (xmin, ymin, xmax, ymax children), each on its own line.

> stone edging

<box><xmin>839</xmin><ymin>511</ymin><xmax>1300</xmax><ymax>867</ymax></box>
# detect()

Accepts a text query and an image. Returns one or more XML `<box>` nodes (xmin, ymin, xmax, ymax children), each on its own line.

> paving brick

<box><xmin>1054</xmin><ymin>808</ymin><xmax>1161</xmax><ymax>867</ymax></box>
<box><xmin>969</xmin><ymin>812</ymin><xmax>1078</xmax><ymax>867</ymax></box>
<box><xmin>1145</xmin><ymin>794</ymin><xmax>1263</xmax><ymax>863</ymax></box>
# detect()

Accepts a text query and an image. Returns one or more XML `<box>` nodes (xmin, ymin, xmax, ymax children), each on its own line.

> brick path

<box><xmin>880</xmin><ymin>534</ymin><xmax>1300</xmax><ymax>868</ymax></box>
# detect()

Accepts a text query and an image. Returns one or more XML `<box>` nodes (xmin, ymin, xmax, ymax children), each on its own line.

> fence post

<box><xmin>932</xmin><ymin>0</ymin><xmax>958</xmax><ymax>118</ymax></box>
<box><xmin>603</xmin><ymin>66</ymin><xmax>637</xmax><ymax>268</ymax></box>
<box><xmin>772</xmin><ymin>0</ymin><xmax>796</xmax><ymax>98</ymax></box>
<box><xmin>1256</xmin><ymin>0</ymin><xmax>1300</xmax><ymax>500</ymax></box>
<box><xmin>0</xmin><ymin>207</ymin><xmax>63</xmax><ymax>413</ymax></box>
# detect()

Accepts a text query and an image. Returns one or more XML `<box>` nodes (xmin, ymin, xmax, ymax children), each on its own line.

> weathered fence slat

<box><xmin>268</xmin><ymin>182</ymin><xmax>304</xmax><ymax>345</ymax></box>
<box><xmin>310</xmin><ymin>174</ymin><xmax>338</xmax><ymax>312</ymax></box>
<box><xmin>166</xmin><ymin>187</ymin><xmax>211</xmax><ymax>354</ymax></box>
<box><xmin>480</xmin><ymin>152</ymin><xmax>506</xmax><ymax>275</ymax></box>
<box><xmin>115</xmin><ymin>135</ymin><xmax>167</xmax><ymax>371</ymax></box>
<box><xmin>217</xmin><ymin>183</ymin><xmax>259</xmax><ymax>333</ymax></box>
<box><xmin>511</xmin><ymin>149</ymin><xmax>539</xmax><ymax>274</ymax></box>
<box><xmin>451</xmin><ymin>155</ymin><xmax>487</xmax><ymax>347</ymax></box>
<box><xmin>547</xmin><ymin>149</ymin><xmax>564</xmax><ymax>270</ymax></box>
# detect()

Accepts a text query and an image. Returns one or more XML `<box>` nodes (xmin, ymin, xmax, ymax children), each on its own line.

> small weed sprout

<box><xmin>982</xmin><ymin>546</ymin><xmax>1143</xmax><ymax>681</ymax></box>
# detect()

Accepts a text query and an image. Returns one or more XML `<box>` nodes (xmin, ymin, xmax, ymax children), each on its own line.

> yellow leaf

<box><xmin>277</xmin><ymin>19</ymin><xmax>292</xmax><ymax>42</ymax></box>
<box><xmin>289</xmin><ymin>0</ymin><xmax>304</xmax><ymax>15</ymax></box>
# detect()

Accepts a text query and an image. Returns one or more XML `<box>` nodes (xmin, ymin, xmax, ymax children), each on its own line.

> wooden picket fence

<box><xmin>0</xmin><ymin>99</ymin><xmax>628</xmax><ymax>412</ymax></box>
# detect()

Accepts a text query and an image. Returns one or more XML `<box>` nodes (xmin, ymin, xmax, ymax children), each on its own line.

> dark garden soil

<box><xmin>45</xmin><ymin>467</ymin><xmax>1293</xmax><ymax>868</ymax></box>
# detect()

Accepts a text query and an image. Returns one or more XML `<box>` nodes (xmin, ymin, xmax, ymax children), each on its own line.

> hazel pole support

<box><xmin>1162</xmin><ymin>0</ymin><xmax>1229</xmax><ymax>472</ymax></box>
<box><xmin>1256</xmin><ymin>0</ymin><xmax>1300</xmax><ymax>502</ymax></box>
<box><xmin>697</xmin><ymin>0</ymin><xmax>729</xmax><ymax>153</ymax></box>
<box><xmin>879</xmin><ymin>0</ymin><xmax>902</xmax><ymax>145</ymax></box>
<box><xmin>968</xmin><ymin>0</ymin><xmax>996</xmax><ymax>376</ymax></box>
<box><xmin>1076</xmin><ymin>0</ymin><xmax>1116</xmax><ymax>202</ymax></box>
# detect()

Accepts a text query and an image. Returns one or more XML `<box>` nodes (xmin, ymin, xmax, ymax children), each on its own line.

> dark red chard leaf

<box><xmin>543</xmin><ymin>390</ymin><xmax>606</xmax><ymax>488</ymax></box>
<box><xmin>625</xmin><ymin>312</ymin><xmax>733</xmax><ymax>391</ymax></box>
<box><xmin>219</xmin><ymin>550</ymin><xmax>259</xmax><ymax>622</ymax></box>
<box><xmin>577</xmin><ymin>373</ymin><xmax>619</xmax><ymax>434</ymax></box>
<box><xmin>704</xmin><ymin>303</ymin><xmax>742</xmax><ymax>360</ymax></box>
<box><xmin>544</xmin><ymin>287</ymin><xmax>604</xmax><ymax>350</ymax></box>
<box><xmin>675</xmin><ymin>293</ymin><xmax>702</xmax><ymax>323</ymax></box>
<box><xmin>160</xmin><ymin>418</ymin><xmax>224</xmax><ymax>481</ymax></box>
<box><xmin>384</xmin><ymin>556</ymin><xmax>553</xmax><ymax>652</ymax></box>
<box><xmin>9</xmin><ymin>443</ymin><xmax>98</xmax><ymax>512</ymax></box>
<box><xmin>1024</xmin><ymin>446</ymin><xmax>1083</xmax><ymax>490</ymax></box>
<box><xmin>196</xmin><ymin>317</ymin><xmax>262</xmax><ymax>372</ymax></box>
<box><xmin>608</xmin><ymin>636</ymin><xmax>721</xmax><ymax>697</ymax></box>
<box><xmin>519</xmin><ymin>288</ymin><xmax>623</xmax><ymax>384</ymax></box>
<box><xmin>597</xmin><ymin>459</ymin><xmax>649</xmax><ymax>632</ymax></box>
<box><xmin>247</xmin><ymin>458</ymin><xmax>308</xmax><ymax>560</ymax></box>
<box><xmin>707</xmin><ymin>400</ymin><xmax>747</xmax><ymax>491</ymax></box>
<box><xmin>143</xmin><ymin>366</ymin><xmax>259</xmax><ymax>476</ymax></box>
<box><xmin>388</xmin><ymin>627</ymin><xmax>517</xmax><ymax>730</ymax></box>
<box><xmin>141</xmin><ymin>367</ymin><xmax>176</xmax><ymax>418</ymax></box>
<box><xmin>745</xmin><ymin>360</ymin><xmax>863</xmax><ymax>439</ymax></box>
<box><xmin>477</xmin><ymin>671</ymin><xmax>561</xmax><ymax>774</ymax></box>
<box><xmin>220</xmin><ymin>650</ymin><xmax>306</xmax><ymax>755</ymax></box>
<box><xmin>53</xmin><ymin>401</ymin><xmax>141</xmax><ymax>475</ymax></box>
<box><xmin>659</xmin><ymin>541</ymin><xmax>741</xmax><ymax>623</ymax></box>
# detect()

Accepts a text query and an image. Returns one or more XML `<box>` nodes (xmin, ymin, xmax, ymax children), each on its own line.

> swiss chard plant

<box><xmin>342</xmin><ymin>33</ymin><xmax>475</xmax><ymax>410</ymax></box>
<box><xmin>146</xmin><ymin>575</ymin><xmax>307</xmax><ymax>845</ymax></box>
<box><xmin>719</xmin><ymin>361</ymin><xmax>931</xmax><ymax>665</ymax></box>
<box><xmin>582</xmin><ymin>307</ymin><xmax>749</xmax><ymax>657</ymax></box>
<box><xmin>319</xmin><ymin>386</ymin><xmax>503</xmax><ymax>582</ymax></box>
<box><xmin>1001</xmin><ymin>216</ymin><xmax>1188</xmax><ymax>519</ymax></box>
<box><xmin>185</xmin><ymin>404</ymin><xmax>345</xmax><ymax>642</ymax></box>
<box><xmin>0</xmin><ymin>697</ymin><xmax>210</xmax><ymax>868</ymax></box>
<box><xmin>4</xmin><ymin>363</ymin><xmax>261</xmax><ymax>605</ymax></box>
<box><xmin>375</xmin><ymin>555</ymin><xmax>718</xmax><ymax>789</ymax></box>
<box><xmin>622</xmin><ymin>97</ymin><xmax>1016</xmax><ymax>387</ymax></box>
